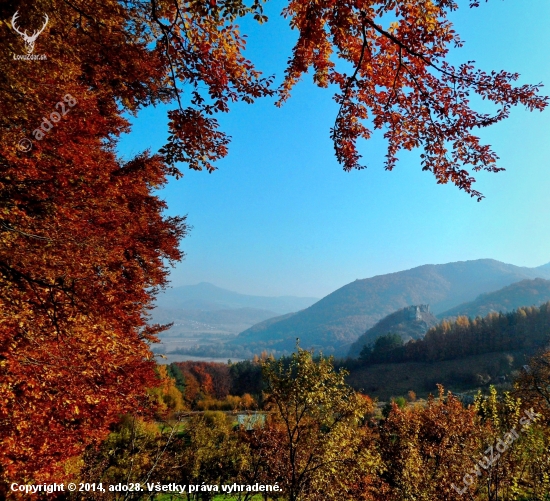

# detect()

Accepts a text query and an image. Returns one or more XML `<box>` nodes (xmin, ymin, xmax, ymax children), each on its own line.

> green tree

<box><xmin>176</xmin><ymin>412</ymin><xmax>249</xmax><ymax>501</ymax></box>
<box><xmin>373</xmin><ymin>333</ymin><xmax>404</xmax><ymax>354</ymax></box>
<box><xmin>362</xmin><ymin>333</ymin><xmax>405</xmax><ymax>363</ymax></box>
<box><xmin>260</xmin><ymin>348</ymin><xmax>380</xmax><ymax>501</ymax></box>
<box><xmin>167</xmin><ymin>363</ymin><xmax>187</xmax><ymax>395</ymax></box>
<box><xmin>382</xmin><ymin>396</ymin><xmax>407</xmax><ymax>418</ymax></box>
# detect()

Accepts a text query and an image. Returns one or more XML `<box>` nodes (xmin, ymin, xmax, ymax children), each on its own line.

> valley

<box><xmin>155</xmin><ymin>259</ymin><xmax>550</xmax><ymax>363</ymax></box>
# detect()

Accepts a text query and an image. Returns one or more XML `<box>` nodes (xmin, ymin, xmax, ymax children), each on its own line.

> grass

<box><xmin>346</xmin><ymin>347</ymin><xmax>534</xmax><ymax>400</ymax></box>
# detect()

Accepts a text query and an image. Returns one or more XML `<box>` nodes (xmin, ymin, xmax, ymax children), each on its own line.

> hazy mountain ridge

<box><xmin>155</xmin><ymin>282</ymin><xmax>319</xmax><ymax>314</ymax></box>
<box><xmin>235</xmin><ymin>259</ymin><xmax>550</xmax><ymax>356</ymax></box>
<box><xmin>438</xmin><ymin>278</ymin><xmax>550</xmax><ymax>320</ymax></box>
<box><xmin>151</xmin><ymin>283</ymin><xmax>319</xmax><ymax>357</ymax></box>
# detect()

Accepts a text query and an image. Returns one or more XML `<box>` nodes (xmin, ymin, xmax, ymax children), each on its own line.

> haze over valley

<box><xmin>153</xmin><ymin>259</ymin><xmax>550</xmax><ymax>360</ymax></box>
<box><xmin>151</xmin><ymin>282</ymin><xmax>319</xmax><ymax>359</ymax></box>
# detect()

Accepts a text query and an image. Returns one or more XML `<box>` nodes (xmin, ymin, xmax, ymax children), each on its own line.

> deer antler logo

<box><xmin>11</xmin><ymin>10</ymin><xmax>49</xmax><ymax>54</ymax></box>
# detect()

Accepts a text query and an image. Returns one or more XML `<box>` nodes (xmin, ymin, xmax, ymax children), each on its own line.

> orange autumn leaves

<box><xmin>278</xmin><ymin>0</ymin><xmax>547</xmax><ymax>200</ymax></box>
<box><xmin>0</xmin><ymin>0</ymin><xmax>273</xmax><ymax>484</ymax></box>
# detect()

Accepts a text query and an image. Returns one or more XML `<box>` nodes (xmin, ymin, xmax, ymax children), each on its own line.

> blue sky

<box><xmin>118</xmin><ymin>0</ymin><xmax>550</xmax><ymax>298</ymax></box>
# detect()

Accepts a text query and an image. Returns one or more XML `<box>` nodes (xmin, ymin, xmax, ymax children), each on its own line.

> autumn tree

<box><xmin>377</xmin><ymin>385</ymin><xmax>550</xmax><ymax>500</ymax></box>
<box><xmin>0</xmin><ymin>0</ymin><xmax>270</xmax><ymax>487</ymax></box>
<box><xmin>259</xmin><ymin>348</ymin><xmax>380</xmax><ymax>500</ymax></box>
<box><xmin>174</xmin><ymin>361</ymin><xmax>232</xmax><ymax>407</ymax></box>
<box><xmin>173</xmin><ymin>412</ymin><xmax>250</xmax><ymax>501</ymax></box>
<box><xmin>75</xmin><ymin>415</ymin><xmax>179</xmax><ymax>501</ymax></box>
<box><xmin>512</xmin><ymin>347</ymin><xmax>550</xmax><ymax>497</ymax></box>
<box><xmin>515</xmin><ymin>324</ymin><xmax>550</xmax><ymax>411</ymax></box>
<box><xmin>378</xmin><ymin>386</ymin><xmax>484</xmax><ymax>501</ymax></box>
<box><xmin>150</xmin><ymin>365</ymin><xmax>186</xmax><ymax>417</ymax></box>
<box><xmin>466</xmin><ymin>387</ymin><xmax>548</xmax><ymax>500</ymax></box>
<box><xmin>278</xmin><ymin>0</ymin><xmax>548</xmax><ymax>200</ymax></box>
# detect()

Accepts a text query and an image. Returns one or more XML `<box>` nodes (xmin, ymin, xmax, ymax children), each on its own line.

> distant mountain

<box><xmin>438</xmin><ymin>278</ymin><xmax>550</xmax><ymax>320</ymax></box>
<box><xmin>151</xmin><ymin>284</ymin><xmax>319</xmax><ymax>359</ymax></box>
<box><xmin>235</xmin><ymin>259</ymin><xmax>550</xmax><ymax>356</ymax></box>
<box><xmin>347</xmin><ymin>305</ymin><xmax>439</xmax><ymax>358</ymax></box>
<box><xmin>155</xmin><ymin>282</ymin><xmax>319</xmax><ymax>315</ymax></box>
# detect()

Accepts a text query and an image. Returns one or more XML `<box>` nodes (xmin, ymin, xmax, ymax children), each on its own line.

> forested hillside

<box><xmin>234</xmin><ymin>260</ymin><xmax>550</xmax><ymax>356</ymax></box>
<box><xmin>355</xmin><ymin>302</ymin><xmax>550</xmax><ymax>365</ymax></box>
<box><xmin>348</xmin><ymin>305</ymin><xmax>439</xmax><ymax>358</ymax></box>
<box><xmin>342</xmin><ymin>303</ymin><xmax>550</xmax><ymax>399</ymax></box>
<box><xmin>164</xmin><ymin>298</ymin><xmax>550</xmax><ymax>403</ymax></box>
<box><xmin>439</xmin><ymin>278</ymin><xmax>550</xmax><ymax>319</ymax></box>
